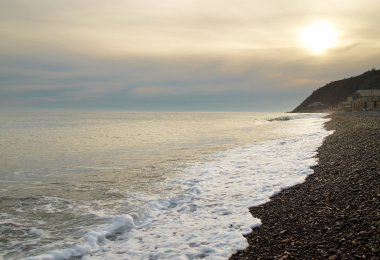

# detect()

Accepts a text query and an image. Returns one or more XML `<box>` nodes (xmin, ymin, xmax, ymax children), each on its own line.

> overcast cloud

<box><xmin>1</xmin><ymin>0</ymin><xmax>379</xmax><ymax>111</ymax></box>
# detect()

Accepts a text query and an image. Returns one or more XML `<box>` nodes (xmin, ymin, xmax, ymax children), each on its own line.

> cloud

<box><xmin>1</xmin><ymin>48</ymin><xmax>380</xmax><ymax>111</ymax></box>
<box><xmin>0</xmin><ymin>0</ymin><xmax>380</xmax><ymax>111</ymax></box>
<box><xmin>131</xmin><ymin>86</ymin><xmax>178</xmax><ymax>96</ymax></box>
<box><xmin>1</xmin><ymin>0</ymin><xmax>378</xmax><ymax>56</ymax></box>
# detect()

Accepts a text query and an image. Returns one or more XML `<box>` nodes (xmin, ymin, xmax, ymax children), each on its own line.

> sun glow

<box><xmin>300</xmin><ymin>21</ymin><xmax>339</xmax><ymax>54</ymax></box>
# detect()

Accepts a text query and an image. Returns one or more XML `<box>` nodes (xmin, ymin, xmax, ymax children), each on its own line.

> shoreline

<box><xmin>230</xmin><ymin>112</ymin><xmax>380</xmax><ymax>259</ymax></box>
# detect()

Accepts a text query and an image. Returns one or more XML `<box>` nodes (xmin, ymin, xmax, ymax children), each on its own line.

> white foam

<box><xmin>30</xmin><ymin>228</ymin><xmax>45</xmax><ymax>237</ymax></box>
<box><xmin>27</xmin><ymin>114</ymin><xmax>332</xmax><ymax>260</ymax></box>
<box><xmin>32</xmin><ymin>196</ymin><xmax>74</xmax><ymax>214</ymax></box>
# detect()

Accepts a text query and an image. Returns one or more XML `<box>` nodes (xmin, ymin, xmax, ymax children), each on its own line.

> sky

<box><xmin>1</xmin><ymin>0</ymin><xmax>380</xmax><ymax>112</ymax></box>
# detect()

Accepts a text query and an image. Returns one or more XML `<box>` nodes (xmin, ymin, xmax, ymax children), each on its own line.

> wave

<box><xmin>27</xmin><ymin>115</ymin><xmax>332</xmax><ymax>260</ymax></box>
<box><xmin>267</xmin><ymin>113</ymin><xmax>328</xmax><ymax>122</ymax></box>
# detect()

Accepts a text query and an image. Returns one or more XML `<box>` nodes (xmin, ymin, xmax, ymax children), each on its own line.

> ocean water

<box><xmin>0</xmin><ymin>112</ymin><xmax>332</xmax><ymax>259</ymax></box>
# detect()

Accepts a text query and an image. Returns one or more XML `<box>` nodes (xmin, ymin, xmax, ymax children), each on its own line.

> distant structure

<box><xmin>292</xmin><ymin>69</ymin><xmax>380</xmax><ymax>113</ymax></box>
<box><xmin>338</xmin><ymin>89</ymin><xmax>380</xmax><ymax>112</ymax></box>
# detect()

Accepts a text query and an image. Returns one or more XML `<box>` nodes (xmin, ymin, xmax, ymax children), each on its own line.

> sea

<box><xmin>0</xmin><ymin>112</ymin><xmax>332</xmax><ymax>260</ymax></box>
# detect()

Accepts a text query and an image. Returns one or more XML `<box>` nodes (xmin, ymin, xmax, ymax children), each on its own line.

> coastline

<box><xmin>230</xmin><ymin>111</ymin><xmax>380</xmax><ymax>259</ymax></box>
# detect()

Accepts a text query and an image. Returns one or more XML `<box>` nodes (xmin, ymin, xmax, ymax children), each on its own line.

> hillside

<box><xmin>292</xmin><ymin>69</ymin><xmax>380</xmax><ymax>112</ymax></box>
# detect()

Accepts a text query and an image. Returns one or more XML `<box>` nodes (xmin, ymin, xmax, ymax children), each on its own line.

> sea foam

<box><xmin>27</xmin><ymin>114</ymin><xmax>332</xmax><ymax>260</ymax></box>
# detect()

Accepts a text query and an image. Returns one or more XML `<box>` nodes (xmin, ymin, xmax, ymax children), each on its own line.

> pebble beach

<box><xmin>231</xmin><ymin>112</ymin><xmax>380</xmax><ymax>259</ymax></box>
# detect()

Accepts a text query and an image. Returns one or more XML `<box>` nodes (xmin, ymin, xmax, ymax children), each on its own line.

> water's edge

<box><xmin>24</xmin><ymin>115</ymin><xmax>333</xmax><ymax>260</ymax></box>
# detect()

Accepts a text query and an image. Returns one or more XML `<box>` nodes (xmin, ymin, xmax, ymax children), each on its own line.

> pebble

<box><xmin>230</xmin><ymin>112</ymin><xmax>380</xmax><ymax>259</ymax></box>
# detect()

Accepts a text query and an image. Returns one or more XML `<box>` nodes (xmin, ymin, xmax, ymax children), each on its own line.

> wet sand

<box><xmin>230</xmin><ymin>112</ymin><xmax>380</xmax><ymax>259</ymax></box>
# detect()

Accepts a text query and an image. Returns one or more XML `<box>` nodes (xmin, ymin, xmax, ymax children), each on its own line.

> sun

<box><xmin>300</xmin><ymin>21</ymin><xmax>339</xmax><ymax>54</ymax></box>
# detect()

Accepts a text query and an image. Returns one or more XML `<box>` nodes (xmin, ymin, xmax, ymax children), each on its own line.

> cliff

<box><xmin>292</xmin><ymin>69</ymin><xmax>380</xmax><ymax>112</ymax></box>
